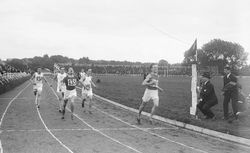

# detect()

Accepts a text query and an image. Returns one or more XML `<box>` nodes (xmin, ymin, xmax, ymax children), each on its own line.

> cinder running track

<box><xmin>0</xmin><ymin>78</ymin><xmax>250</xmax><ymax>153</ymax></box>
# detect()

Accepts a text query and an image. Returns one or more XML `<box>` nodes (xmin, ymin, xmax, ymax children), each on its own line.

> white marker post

<box><xmin>190</xmin><ymin>64</ymin><xmax>198</xmax><ymax>116</ymax></box>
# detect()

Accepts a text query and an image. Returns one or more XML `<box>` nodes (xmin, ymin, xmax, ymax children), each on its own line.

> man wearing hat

<box><xmin>222</xmin><ymin>66</ymin><xmax>238</xmax><ymax>120</ymax></box>
<box><xmin>197</xmin><ymin>72</ymin><xmax>218</xmax><ymax>119</ymax></box>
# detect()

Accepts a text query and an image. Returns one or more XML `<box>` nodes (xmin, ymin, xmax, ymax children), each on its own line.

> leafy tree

<box><xmin>5</xmin><ymin>59</ymin><xmax>24</xmax><ymax>72</ymax></box>
<box><xmin>183</xmin><ymin>39</ymin><xmax>248</xmax><ymax>74</ymax></box>
<box><xmin>201</xmin><ymin>39</ymin><xmax>248</xmax><ymax>72</ymax></box>
<box><xmin>158</xmin><ymin>59</ymin><xmax>169</xmax><ymax>67</ymax></box>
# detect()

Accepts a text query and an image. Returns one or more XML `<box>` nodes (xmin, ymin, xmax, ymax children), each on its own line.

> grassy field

<box><xmin>92</xmin><ymin>74</ymin><xmax>250</xmax><ymax>139</ymax></box>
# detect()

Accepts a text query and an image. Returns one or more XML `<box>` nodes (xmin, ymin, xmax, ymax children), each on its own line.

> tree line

<box><xmin>2</xmin><ymin>38</ymin><xmax>249</xmax><ymax>75</ymax></box>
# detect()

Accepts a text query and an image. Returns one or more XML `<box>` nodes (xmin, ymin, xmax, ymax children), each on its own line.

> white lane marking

<box><xmin>3</xmin><ymin>127</ymin><xmax>176</xmax><ymax>133</ymax></box>
<box><xmin>0</xmin><ymin>82</ymin><xmax>31</xmax><ymax>153</ymax></box>
<box><xmin>77</xmin><ymin>85</ymin><xmax>208</xmax><ymax>153</ymax></box>
<box><xmin>93</xmin><ymin>106</ymin><xmax>208</xmax><ymax>153</ymax></box>
<box><xmin>89</xmin><ymin>89</ymin><xmax>250</xmax><ymax>149</ymax></box>
<box><xmin>0</xmin><ymin>98</ymin><xmax>33</xmax><ymax>100</ymax></box>
<box><xmin>48</xmin><ymin>81</ymin><xmax>142</xmax><ymax>153</ymax></box>
<box><xmin>35</xmin><ymin>87</ymin><xmax>74</xmax><ymax>153</ymax></box>
<box><xmin>0</xmin><ymin>139</ymin><xmax>3</xmax><ymax>153</ymax></box>
<box><xmin>0</xmin><ymin>82</ymin><xmax>31</xmax><ymax>127</ymax></box>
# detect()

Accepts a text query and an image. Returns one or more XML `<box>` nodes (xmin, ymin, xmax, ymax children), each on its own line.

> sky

<box><xmin>0</xmin><ymin>0</ymin><xmax>250</xmax><ymax>64</ymax></box>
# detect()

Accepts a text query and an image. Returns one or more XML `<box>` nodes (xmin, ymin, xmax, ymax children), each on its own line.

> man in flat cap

<box><xmin>222</xmin><ymin>66</ymin><xmax>238</xmax><ymax>120</ymax></box>
<box><xmin>197</xmin><ymin>72</ymin><xmax>218</xmax><ymax>119</ymax></box>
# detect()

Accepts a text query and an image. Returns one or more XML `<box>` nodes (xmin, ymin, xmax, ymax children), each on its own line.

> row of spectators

<box><xmin>0</xmin><ymin>64</ymin><xmax>20</xmax><ymax>75</ymax></box>
<box><xmin>0</xmin><ymin>72</ymin><xmax>31</xmax><ymax>94</ymax></box>
<box><xmin>0</xmin><ymin>63</ymin><xmax>31</xmax><ymax>94</ymax></box>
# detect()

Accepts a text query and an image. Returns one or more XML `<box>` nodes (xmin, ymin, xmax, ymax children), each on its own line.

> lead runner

<box><xmin>137</xmin><ymin>63</ymin><xmax>163</xmax><ymax>125</ymax></box>
<box><xmin>61</xmin><ymin>67</ymin><xmax>79</xmax><ymax>120</ymax></box>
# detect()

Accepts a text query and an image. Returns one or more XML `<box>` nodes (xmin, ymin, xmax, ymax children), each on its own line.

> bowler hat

<box><xmin>202</xmin><ymin>72</ymin><xmax>211</xmax><ymax>79</ymax></box>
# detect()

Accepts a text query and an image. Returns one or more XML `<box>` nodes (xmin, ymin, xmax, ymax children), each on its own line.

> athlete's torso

<box><xmin>34</xmin><ymin>73</ymin><xmax>43</xmax><ymax>85</ymax></box>
<box><xmin>63</xmin><ymin>75</ymin><xmax>78</xmax><ymax>90</ymax></box>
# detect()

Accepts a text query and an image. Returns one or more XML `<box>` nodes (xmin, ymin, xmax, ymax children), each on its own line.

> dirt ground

<box><xmin>0</xmin><ymin>79</ymin><xmax>250</xmax><ymax>153</ymax></box>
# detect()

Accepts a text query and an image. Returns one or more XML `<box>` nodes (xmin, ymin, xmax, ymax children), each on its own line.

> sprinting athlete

<box><xmin>80</xmin><ymin>69</ymin><xmax>96</xmax><ymax>114</ymax></box>
<box><xmin>79</xmin><ymin>68</ymin><xmax>86</xmax><ymax>107</ymax></box>
<box><xmin>137</xmin><ymin>64</ymin><xmax>163</xmax><ymax>124</ymax></box>
<box><xmin>62</xmin><ymin>67</ymin><xmax>79</xmax><ymax>120</ymax></box>
<box><xmin>30</xmin><ymin>68</ymin><xmax>48</xmax><ymax>108</ymax></box>
<box><xmin>54</xmin><ymin>67</ymin><xmax>67</xmax><ymax>112</ymax></box>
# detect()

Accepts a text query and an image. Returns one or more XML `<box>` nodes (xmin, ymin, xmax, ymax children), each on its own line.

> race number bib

<box><xmin>68</xmin><ymin>79</ymin><xmax>77</xmax><ymax>86</ymax></box>
<box><xmin>85</xmin><ymin>84</ymin><xmax>91</xmax><ymax>90</ymax></box>
<box><xmin>36</xmin><ymin>76</ymin><xmax>42</xmax><ymax>81</ymax></box>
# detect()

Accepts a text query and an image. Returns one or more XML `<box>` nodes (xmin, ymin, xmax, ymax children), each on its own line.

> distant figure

<box><xmin>96</xmin><ymin>79</ymin><xmax>101</xmax><ymax>83</ymax></box>
<box><xmin>80</xmin><ymin>68</ymin><xmax>86</xmax><ymax>79</ymax></box>
<box><xmin>197</xmin><ymin>72</ymin><xmax>218</xmax><ymax>119</ymax></box>
<box><xmin>222</xmin><ymin>66</ymin><xmax>238</xmax><ymax>120</ymax></box>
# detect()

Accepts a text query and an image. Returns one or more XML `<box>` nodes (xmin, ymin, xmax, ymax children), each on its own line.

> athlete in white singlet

<box><xmin>30</xmin><ymin>68</ymin><xmax>48</xmax><ymax>108</ymax></box>
<box><xmin>79</xmin><ymin>68</ymin><xmax>87</xmax><ymax>107</ymax></box>
<box><xmin>80</xmin><ymin>69</ymin><xmax>96</xmax><ymax>114</ymax></box>
<box><xmin>54</xmin><ymin>67</ymin><xmax>67</xmax><ymax>112</ymax></box>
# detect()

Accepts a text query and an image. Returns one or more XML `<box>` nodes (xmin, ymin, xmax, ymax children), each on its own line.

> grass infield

<box><xmin>93</xmin><ymin>75</ymin><xmax>250</xmax><ymax>139</ymax></box>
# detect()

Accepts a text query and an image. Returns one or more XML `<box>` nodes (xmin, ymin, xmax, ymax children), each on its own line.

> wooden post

<box><xmin>190</xmin><ymin>64</ymin><xmax>198</xmax><ymax>116</ymax></box>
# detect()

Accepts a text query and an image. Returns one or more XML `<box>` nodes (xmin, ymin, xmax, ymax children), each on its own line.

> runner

<box><xmin>79</xmin><ymin>68</ymin><xmax>87</xmax><ymax>108</ymax></box>
<box><xmin>80</xmin><ymin>69</ymin><xmax>96</xmax><ymax>114</ymax></box>
<box><xmin>54</xmin><ymin>67</ymin><xmax>67</xmax><ymax>112</ymax></box>
<box><xmin>137</xmin><ymin>64</ymin><xmax>163</xmax><ymax>125</ymax></box>
<box><xmin>30</xmin><ymin>68</ymin><xmax>48</xmax><ymax>108</ymax></box>
<box><xmin>62</xmin><ymin>67</ymin><xmax>79</xmax><ymax>120</ymax></box>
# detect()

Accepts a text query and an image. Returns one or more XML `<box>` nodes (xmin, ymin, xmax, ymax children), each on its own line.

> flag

<box><xmin>186</xmin><ymin>39</ymin><xmax>197</xmax><ymax>61</ymax></box>
<box><xmin>54</xmin><ymin>63</ymin><xmax>60</xmax><ymax>70</ymax></box>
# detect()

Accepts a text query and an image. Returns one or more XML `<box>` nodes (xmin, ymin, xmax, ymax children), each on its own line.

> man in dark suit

<box><xmin>197</xmin><ymin>72</ymin><xmax>218</xmax><ymax>119</ymax></box>
<box><xmin>222</xmin><ymin>66</ymin><xmax>238</xmax><ymax>120</ymax></box>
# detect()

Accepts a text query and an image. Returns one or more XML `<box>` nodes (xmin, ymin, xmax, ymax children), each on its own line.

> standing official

<box><xmin>222</xmin><ymin>66</ymin><xmax>238</xmax><ymax>120</ymax></box>
<box><xmin>197</xmin><ymin>72</ymin><xmax>218</xmax><ymax>119</ymax></box>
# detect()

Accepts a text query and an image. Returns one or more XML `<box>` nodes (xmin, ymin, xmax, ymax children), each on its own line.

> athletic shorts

<box><xmin>64</xmin><ymin>89</ymin><xmax>77</xmax><ymax>101</ymax></box>
<box><xmin>57</xmin><ymin>85</ymin><xmax>66</xmax><ymax>93</ymax></box>
<box><xmin>33</xmin><ymin>84</ymin><xmax>43</xmax><ymax>93</ymax></box>
<box><xmin>82</xmin><ymin>88</ymin><xmax>93</xmax><ymax>99</ymax></box>
<box><xmin>142</xmin><ymin>88</ymin><xmax>159</xmax><ymax>106</ymax></box>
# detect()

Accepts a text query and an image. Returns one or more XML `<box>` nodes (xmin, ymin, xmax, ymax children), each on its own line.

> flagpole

<box><xmin>195</xmin><ymin>38</ymin><xmax>198</xmax><ymax>62</ymax></box>
<box><xmin>190</xmin><ymin>38</ymin><xmax>198</xmax><ymax>119</ymax></box>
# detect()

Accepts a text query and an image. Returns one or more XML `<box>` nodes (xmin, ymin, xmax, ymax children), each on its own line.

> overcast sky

<box><xmin>0</xmin><ymin>0</ymin><xmax>249</xmax><ymax>64</ymax></box>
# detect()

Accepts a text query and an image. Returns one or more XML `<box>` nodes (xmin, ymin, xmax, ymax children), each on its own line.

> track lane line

<box><xmin>0</xmin><ymin>82</ymin><xmax>31</xmax><ymax>153</ymax></box>
<box><xmin>0</xmin><ymin>82</ymin><xmax>31</xmax><ymax>127</ymax></box>
<box><xmin>3</xmin><ymin>126</ymin><xmax>176</xmax><ymax>133</ymax></box>
<box><xmin>0</xmin><ymin>139</ymin><xmax>2</xmax><ymax>153</ymax></box>
<box><xmin>75</xmin><ymin>85</ymin><xmax>208</xmax><ymax>152</ymax></box>
<box><xmin>93</xmin><ymin>106</ymin><xmax>208</xmax><ymax>153</ymax></box>
<box><xmin>35</xmin><ymin>85</ymin><xmax>74</xmax><ymax>153</ymax></box>
<box><xmin>47</xmin><ymin>79</ymin><xmax>142</xmax><ymax>153</ymax></box>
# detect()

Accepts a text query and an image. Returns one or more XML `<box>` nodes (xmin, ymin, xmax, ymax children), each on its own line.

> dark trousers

<box><xmin>197</xmin><ymin>101</ymin><xmax>215</xmax><ymax>118</ymax></box>
<box><xmin>223</xmin><ymin>91</ymin><xmax>238</xmax><ymax>118</ymax></box>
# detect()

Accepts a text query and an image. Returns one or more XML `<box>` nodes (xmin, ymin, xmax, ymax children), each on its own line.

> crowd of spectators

<box><xmin>0</xmin><ymin>64</ymin><xmax>30</xmax><ymax>94</ymax></box>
